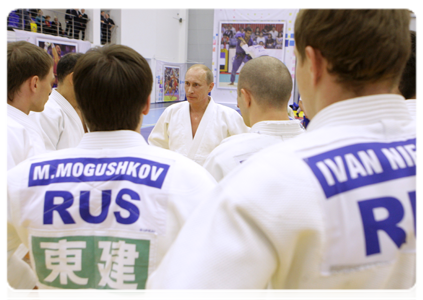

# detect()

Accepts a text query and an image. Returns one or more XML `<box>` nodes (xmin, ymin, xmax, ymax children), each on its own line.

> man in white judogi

<box><xmin>7</xmin><ymin>41</ymin><xmax>55</xmax><ymax>170</ymax></box>
<box><xmin>148</xmin><ymin>64</ymin><xmax>248</xmax><ymax>166</ymax></box>
<box><xmin>147</xmin><ymin>10</ymin><xmax>415</xmax><ymax>289</ymax></box>
<box><xmin>8</xmin><ymin>45</ymin><xmax>216</xmax><ymax>290</ymax></box>
<box><xmin>7</xmin><ymin>41</ymin><xmax>55</xmax><ymax>289</ymax></box>
<box><xmin>397</xmin><ymin>30</ymin><xmax>416</xmax><ymax>119</ymax></box>
<box><xmin>203</xmin><ymin>56</ymin><xmax>304</xmax><ymax>181</ymax></box>
<box><xmin>30</xmin><ymin>53</ymin><xmax>87</xmax><ymax>150</ymax></box>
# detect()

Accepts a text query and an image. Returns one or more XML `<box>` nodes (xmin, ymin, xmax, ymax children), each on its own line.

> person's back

<box><xmin>8</xmin><ymin>45</ymin><xmax>216</xmax><ymax>289</ymax></box>
<box><xmin>147</xmin><ymin>9</ymin><xmax>415</xmax><ymax>289</ymax></box>
<box><xmin>204</xmin><ymin>56</ymin><xmax>304</xmax><ymax>181</ymax></box>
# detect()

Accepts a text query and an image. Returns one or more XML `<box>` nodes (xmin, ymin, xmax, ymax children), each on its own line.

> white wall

<box><xmin>108</xmin><ymin>9</ymin><xmax>121</xmax><ymax>44</ymax></box>
<box><xmin>120</xmin><ymin>9</ymin><xmax>188</xmax><ymax>62</ymax></box>
<box><xmin>410</xmin><ymin>14</ymin><xmax>420</xmax><ymax>32</ymax></box>
<box><xmin>119</xmin><ymin>9</ymin><xmax>188</xmax><ymax>103</ymax></box>
<box><xmin>187</xmin><ymin>9</ymin><xmax>214</xmax><ymax>69</ymax></box>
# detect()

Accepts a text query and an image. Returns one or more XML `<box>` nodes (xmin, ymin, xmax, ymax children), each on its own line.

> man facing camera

<box><xmin>8</xmin><ymin>45</ymin><xmax>216</xmax><ymax>289</ymax></box>
<box><xmin>204</xmin><ymin>56</ymin><xmax>304</xmax><ymax>181</ymax></box>
<box><xmin>148</xmin><ymin>64</ymin><xmax>248</xmax><ymax>166</ymax></box>
<box><xmin>147</xmin><ymin>10</ymin><xmax>415</xmax><ymax>289</ymax></box>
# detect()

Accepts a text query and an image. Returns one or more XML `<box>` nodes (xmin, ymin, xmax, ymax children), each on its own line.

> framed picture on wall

<box><xmin>37</xmin><ymin>39</ymin><xmax>78</xmax><ymax>88</ymax></box>
<box><xmin>163</xmin><ymin>66</ymin><xmax>180</xmax><ymax>102</ymax></box>
<box><xmin>218</xmin><ymin>21</ymin><xmax>286</xmax><ymax>89</ymax></box>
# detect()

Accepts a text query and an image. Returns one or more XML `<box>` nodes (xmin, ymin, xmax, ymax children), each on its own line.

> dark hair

<box><xmin>295</xmin><ymin>10</ymin><xmax>411</xmax><ymax>93</ymax></box>
<box><xmin>57</xmin><ymin>53</ymin><xmax>84</xmax><ymax>83</ymax></box>
<box><xmin>7</xmin><ymin>41</ymin><xmax>53</xmax><ymax>102</ymax></box>
<box><xmin>238</xmin><ymin>56</ymin><xmax>292</xmax><ymax>109</ymax></box>
<box><xmin>245</xmin><ymin>26</ymin><xmax>252</xmax><ymax>32</ymax></box>
<box><xmin>399</xmin><ymin>31</ymin><xmax>416</xmax><ymax>99</ymax></box>
<box><xmin>73</xmin><ymin>44</ymin><xmax>153</xmax><ymax>131</ymax></box>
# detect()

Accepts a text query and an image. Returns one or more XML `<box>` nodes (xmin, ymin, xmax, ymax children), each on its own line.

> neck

<box><xmin>250</xmin><ymin>107</ymin><xmax>289</xmax><ymax>127</ymax></box>
<box><xmin>56</xmin><ymin>86</ymin><xmax>78</xmax><ymax>109</ymax></box>
<box><xmin>7</xmin><ymin>96</ymin><xmax>30</xmax><ymax>115</ymax></box>
<box><xmin>189</xmin><ymin>96</ymin><xmax>210</xmax><ymax>113</ymax></box>
<box><xmin>309</xmin><ymin>77</ymin><xmax>394</xmax><ymax>119</ymax></box>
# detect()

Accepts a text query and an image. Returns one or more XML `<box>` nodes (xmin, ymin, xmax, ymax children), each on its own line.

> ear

<box><xmin>142</xmin><ymin>95</ymin><xmax>151</xmax><ymax>115</ymax></box>
<box><xmin>29</xmin><ymin>75</ymin><xmax>40</xmax><ymax>93</ymax></box>
<box><xmin>305</xmin><ymin>46</ymin><xmax>325</xmax><ymax>86</ymax></box>
<box><xmin>240</xmin><ymin>88</ymin><xmax>252</xmax><ymax>108</ymax></box>
<box><xmin>208</xmin><ymin>82</ymin><xmax>214</xmax><ymax>93</ymax></box>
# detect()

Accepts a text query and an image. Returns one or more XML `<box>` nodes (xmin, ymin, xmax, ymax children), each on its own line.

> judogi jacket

<box><xmin>204</xmin><ymin>120</ymin><xmax>304</xmax><ymax>181</ymax></box>
<box><xmin>7</xmin><ymin>104</ymin><xmax>47</xmax><ymax>170</ymax></box>
<box><xmin>147</xmin><ymin>95</ymin><xmax>416</xmax><ymax>289</ymax></box>
<box><xmin>30</xmin><ymin>89</ymin><xmax>85</xmax><ymax>151</ymax></box>
<box><xmin>148</xmin><ymin>97</ymin><xmax>249</xmax><ymax>166</ymax></box>
<box><xmin>405</xmin><ymin>99</ymin><xmax>416</xmax><ymax>119</ymax></box>
<box><xmin>7</xmin><ymin>104</ymin><xmax>47</xmax><ymax>289</ymax></box>
<box><xmin>8</xmin><ymin>131</ymin><xmax>216</xmax><ymax>289</ymax></box>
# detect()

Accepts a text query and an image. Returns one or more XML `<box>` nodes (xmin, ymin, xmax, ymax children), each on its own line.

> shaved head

<box><xmin>187</xmin><ymin>64</ymin><xmax>213</xmax><ymax>84</ymax></box>
<box><xmin>238</xmin><ymin>56</ymin><xmax>292</xmax><ymax>109</ymax></box>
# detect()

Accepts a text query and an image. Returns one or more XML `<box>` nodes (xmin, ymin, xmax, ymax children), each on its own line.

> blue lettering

<box><xmin>408</xmin><ymin>191</ymin><xmax>416</xmax><ymax>235</ymax></box>
<box><xmin>95</xmin><ymin>163</ymin><xmax>107</xmax><ymax>176</ymax></box>
<box><xmin>114</xmin><ymin>188</ymin><xmax>140</xmax><ymax>224</ymax></box>
<box><xmin>304</xmin><ymin>139</ymin><xmax>416</xmax><ymax>199</ymax></box>
<box><xmin>358</xmin><ymin>197</ymin><xmax>406</xmax><ymax>256</ymax></box>
<box><xmin>79</xmin><ymin>190</ymin><xmax>111</xmax><ymax>224</ymax></box>
<box><xmin>105</xmin><ymin>162</ymin><xmax>117</xmax><ymax>176</ymax></box>
<box><xmin>29</xmin><ymin>157</ymin><xmax>170</xmax><ymax>189</ymax></box>
<box><xmin>43</xmin><ymin>191</ymin><xmax>76</xmax><ymax>225</ymax></box>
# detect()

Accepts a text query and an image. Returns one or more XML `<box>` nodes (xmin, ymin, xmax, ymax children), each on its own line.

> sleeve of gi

<box><xmin>148</xmin><ymin>109</ymin><xmax>170</xmax><ymax>149</ymax></box>
<box><xmin>29</xmin><ymin>107</ymin><xmax>63</xmax><ymax>151</ymax></box>
<box><xmin>226</xmin><ymin>110</ymin><xmax>249</xmax><ymax>136</ymax></box>
<box><xmin>203</xmin><ymin>146</ymin><xmax>227</xmax><ymax>182</ymax></box>
<box><xmin>7</xmin><ymin>169</ymin><xmax>38</xmax><ymax>289</ymax></box>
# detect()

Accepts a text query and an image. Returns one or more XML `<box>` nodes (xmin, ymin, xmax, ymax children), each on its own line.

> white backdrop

<box><xmin>13</xmin><ymin>29</ymin><xmax>92</xmax><ymax>53</ymax></box>
<box><xmin>210</xmin><ymin>9</ymin><xmax>299</xmax><ymax>105</ymax></box>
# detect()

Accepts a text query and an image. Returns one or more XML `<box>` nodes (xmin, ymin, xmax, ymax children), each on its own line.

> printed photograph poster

<box><xmin>37</xmin><ymin>39</ymin><xmax>78</xmax><ymax>87</ymax></box>
<box><xmin>163</xmin><ymin>66</ymin><xmax>180</xmax><ymax>102</ymax></box>
<box><xmin>218</xmin><ymin>22</ymin><xmax>286</xmax><ymax>89</ymax></box>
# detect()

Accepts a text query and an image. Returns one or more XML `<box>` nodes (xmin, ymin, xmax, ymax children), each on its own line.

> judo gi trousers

<box><xmin>230</xmin><ymin>53</ymin><xmax>252</xmax><ymax>83</ymax></box>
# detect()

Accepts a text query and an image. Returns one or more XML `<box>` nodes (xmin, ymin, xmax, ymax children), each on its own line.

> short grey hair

<box><xmin>187</xmin><ymin>64</ymin><xmax>213</xmax><ymax>84</ymax></box>
<box><xmin>238</xmin><ymin>56</ymin><xmax>292</xmax><ymax>109</ymax></box>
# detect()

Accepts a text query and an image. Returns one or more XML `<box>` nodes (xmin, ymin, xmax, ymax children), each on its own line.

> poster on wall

<box><xmin>163</xmin><ymin>66</ymin><xmax>180</xmax><ymax>101</ymax></box>
<box><xmin>211</xmin><ymin>8</ymin><xmax>300</xmax><ymax>105</ymax></box>
<box><xmin>218</xmin><ymin>21</ymin><xmax>286</xmax><ymax>89</ymax></box>
<box><xmin>37</xmin><ymin>39</ymin><xmax>78</xmax><ymax>87</ymax></box>
<box><xmin>155</xmin><ymin>60</ymin><xmax>186</xmax><ymax>103</ymax></box>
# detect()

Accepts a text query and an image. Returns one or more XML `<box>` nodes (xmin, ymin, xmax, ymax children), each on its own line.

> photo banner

<box><xmin>155</xmin><ymin>60</ymin><xmax>187</xmax><ymax>103</ymax></box>
<box><xmin>211</xmin><ymin>9</ymin><xmax>299</xmax><ymax>105</ymax></box>
<box><xmin>13</xmin><ymin>29</ymin><xmax>91</xmax><ymax>53</ymax></box>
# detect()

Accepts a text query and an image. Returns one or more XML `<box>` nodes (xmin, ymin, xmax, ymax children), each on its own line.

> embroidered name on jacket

<box><xmin>28</xmin><ymin>157</ymin><xmax>170</xmax><ymax>189</ymax></box>
<box><xmin>303</xmin><ymin>139</ymin><xmax>416</xmax><ymax>199</ymax></box>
